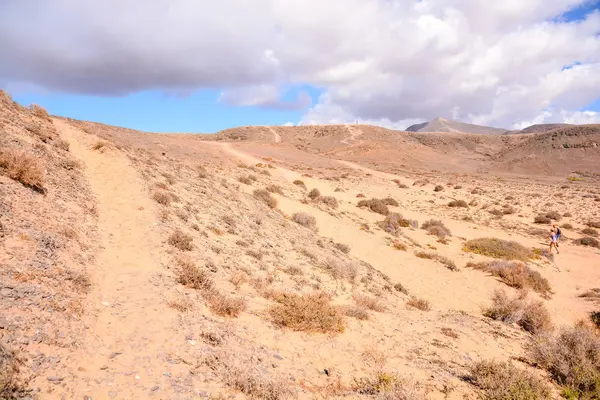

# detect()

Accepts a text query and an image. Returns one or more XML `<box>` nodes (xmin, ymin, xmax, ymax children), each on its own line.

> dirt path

<box><xmin>341</xmin><ymin>124</ymin><xmax>364</xmax><ymax>146</ymax></box>
<box><xmin>53</xmin><ymin>120</ymin><xmax>181</xmax><ymax>399</ymax></box>
<box><xmin>264</xmin><ymin>126</ymin><xmax>282</xmax><ymax>143</ymax></box>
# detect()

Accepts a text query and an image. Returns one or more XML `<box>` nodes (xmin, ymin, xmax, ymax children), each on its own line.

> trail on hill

<box><xmin>341</xmin><ymin>124</ymin><xmax>364</xmax><ymax>146</ymax></box>
<box><xmin>263</xmin><ymin>126</ymin><xmax>282</xmax><ymax>143</ymax></box>
<box><xmin>53</xmin><ymin>120</ymin><xmax>181</xmax><ymax>399</ymax></box>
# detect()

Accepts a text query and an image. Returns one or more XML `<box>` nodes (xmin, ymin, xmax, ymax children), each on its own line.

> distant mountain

<box><xmin>405</xmin><ymin>117</ymin><xmax>508</xmax><ymax>135</ymax></box>
<box><xmin>505</xmin><ymin>123</ymin><xmax>573</xmax><ymax>135</ymax></box>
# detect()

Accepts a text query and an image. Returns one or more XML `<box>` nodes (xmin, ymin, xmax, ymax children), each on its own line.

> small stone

<box><xmin>100</xmin><ymin>365</ymin><xmax>108</xmax><ymax>370</ymax></box>
<box><xmin>108</xmin><ymin>391</ymin><xmax>117</xmax><ymax>399</ymax></box>
<box><xmin>108</xmin><ymin>352</ymin><xmax>121</xmax><ymax>359</ymax></box>
<box><xmin>84</xmin><ymin>396</ymin><xmax>92</xmax><ymax>400</ymax></box>
<box><xmin>151</xmin><ymin>386</ymin><xmax>159</xmax><ymax>392</ymax></box>
<box><xmin>289</xmin><ymin>376</ymin><xmax>296</xmax><ymax>382</ymax></box>
<box><xmin>272</xmin><ymin>363</ymin><xmax>278</xmax><ymax>368</ymax></box>
<box><xmin>273</xmin><ymin>354</ymin><xmax>283</xmax><ymax>360</ymax></box>
<box><xmin>198</xmin><ymin>391</ymin><xmax>208</xmax><ymax>398</ymax></box>
<box><xmin>0</xmin><ymin>288</ymin><xmax>13</xmax><ymax>297</ymax></box>
<box><xmin>163</xmin><ymin>372</ymin><xmax>171</xmax><ymax>377</ymax></box>
<box><xmin>46</xmin><ymin>376</ymin><xmax>64</xmax><ymax>383</ymax></box>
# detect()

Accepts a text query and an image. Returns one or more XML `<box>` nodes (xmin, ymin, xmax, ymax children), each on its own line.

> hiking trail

<box><xmin>52</xmin><ymin>119</ymin><xmax>182</xmax><ymax>399</ymax></box>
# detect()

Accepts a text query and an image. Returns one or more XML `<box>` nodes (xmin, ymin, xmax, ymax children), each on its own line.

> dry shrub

<box><xmin>0</xmin><ymin>149</ymin><xmax>45</xmax><ymax>191</ymax></box>
<box><xmin>266</xmin><ymin>184</ymin><xmax>283</xmax><ymax>195</ymax></box>
<box><xmin>334</xmin><ymin>242</ymin><xmax>351</xmax><ymax>254</ymax></box>
<box><xmin>308</xmin><ymin>188</ymin><xmax>321</xmax><ymax>200</ymax></box>
<box><xmin>448</xmin><ymin>199</ymin><xmax>468</xmax><ymax>208</ymax></box>
<box><xmin>415</xmin><ymin>251</ymin><xmax>435</xmax><ymax>259</ymax></box>
<box><xmin>545</xmin><ymin>211</ymin><xmax>562</xmax><ymax>221</ymax></box>
<box><xmin>587</xmin><ymin>221</ymin><xmax>600</xmax><ymax>229</ymax></box>
<box><xmin>168</xmin><ymin>229</ymin><xmax>193</xmax><ymax>251</ymax></box>
<box><xmin>534</xmin><ymin>215</ymin><xmax>551</xmax><ymax>224</ymax></box>
<box><xmin>292</xmin><ymin>212</ymin><xmax>317</xmax><ymax>232</ymax></box>
<box><xmin>358</xmin><ymin>199</ymin><xmax>389</xmax><ymax>215</ymax></box>
<box><xmin>175</xmin><ymin>257</ymin><xmax>213</xmax><ymax>291</ymax></box>
<box><xmin>343</xmin><ymin>305</ymin><xmax>370</xmax><ymax>320</ymax></box>
<box><xmin>576</xmin><ymin>237</ymin><xmax>600</xmax><ymax>248</ymax></box>
<box><xmin>407</xmin><ymin>297</ymin><xmax>431</xmax><ymax>311</ymax></box>
<box><xmin>582</xmin><ymin>227</ymin><xmax>599</xmax><ymax>237</ymax></box>
<box><xmin>269</xmin><ymin>292</ymin><xmax>344</xmax><ymax>333</ymax></box>
<box><xmin>379</xmin><ymin>213</ymin><xmax>411</xmax><ymax>234</ymax></box>
<box><xmin>468</xmin><ymin>360</ymin><xmax>551</xmax><ymax>400</ymax></box>
<box><xmin>528</xmin><ymin>324</ymin><xmax>600</xmax><ymax>397</ymax></box>
<box><xmin>382</xmin><ymin>197</ymin><xmax>399</xmax><ymax>206</ymax></box>
<box><xmin>54</xmin><ymin>138</ymin><xmax>70</xmax><ymax>151</ymax></box>
<box><xmin>322</xmin><ymin>258</ymin><xmax>357</xmax><ymax>282</ymax></box>
<box><xmin>463</xmin><ymin>238</ymin><xmax>534</xmax><ymax>262</ymax></box>
<box><xmin>421</xmin><ymin>220</ymin><xmax>451</xmax><ymax>239</ymax></box>
<box><xmin>152</xmin><ymin>190</ymin><xmax>171</xmax><ymax>206</ymax></box>
<box><xmin>293</xmin><ymin>180</ymin><xmax>306</xmax><ymax>189</ymax></box>
<box><xmin>392</xmin><ymin>240</ymin><xmax>407</xmax><ymax>251</ymax></box>
<box><xmin>394</xmin><ymin>283</ymin><xmax>409</xmax><ymax>295</ymax></box>
<box><xmin>562</xmin><ymin>223</ymin><xmax>573</xmax><ymax>229</ymax></box>
<box><xmin>30</xmin><ymin>104</ymin><xmax>51</xmax><ymax>120</ymax></box>
<box><xmin>354</xmin><ymin>294</ymin><xmax>385</xmax><ymax>312</ymax></box>
<box><xmin>217</xmin><ymin>353</ymin><xmax>294</xmax><ymax>399</ymax></box>
<box><xmin>413</xmin><ymin>179</ymin><xmax>429</xmax><ymax>187</ymax></box>
<box><xmin>253</xmin><ymin>189</ymin><xmax>278</xmax><ymax>209</ymax></box>
<box><xmin>434</xmin><ymin>185</ymin><xmax>444</xmax><ymax>192</ymax></box>
<box><xmin>91</xmin><ymin>141</ymin><xmax>107</xmax><ymax>151</ymax></box>
<box><xmin>484</xmin><ymin>290</ymin><xmax>553</xmax><ymax>334</ymax></box>
<box><xmin>238</xmin><ymin>175</ymin><xmax>253</xmax><ymax>185</ymax></box>
<box><xmin>467</xmin><ymin>261</ymin><xmax>551</xmax><ymax>297</ymax></box>
<box><xmin>205</xmin><ymin>290</ymin><xmax>246</xmax><ymax>317</ymax></box>
<box><xmin>353</xmin><ymin>372</ymin><xmax>423</xmax><ymax>399</ymax></box>
<box><xmin>397</xmin><ymin>183</ymin><xmax>409</xmax><ymax>189</ymax></box>
<box><xmin>320</xmin><ymin>196</ymin><xmax>339</xmax><ymax>208</ymax></box>
<box><xmin>0</xmin><ymin>343</ymin><xmax>24</xmax><ymax>398</ymax></box>
<box><xmin>592</xmin><ymin>312</ymin><xmax>600</xmax><ymax>329</ymax></box>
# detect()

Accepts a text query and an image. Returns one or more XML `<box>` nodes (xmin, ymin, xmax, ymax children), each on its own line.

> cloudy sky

<box><xmin>1</xmin><ymin>0</ymin><xmax>599</xmax><ymax>132</ymax></box>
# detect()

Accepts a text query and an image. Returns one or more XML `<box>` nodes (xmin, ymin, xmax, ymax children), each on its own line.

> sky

<box><xmin>1</xmin><ymin>0</ymin><xmax>599</xmax><ymax>133</ymax></box>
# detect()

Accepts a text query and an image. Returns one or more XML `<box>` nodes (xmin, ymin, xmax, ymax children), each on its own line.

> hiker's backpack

<box><xmin>556</xmin><ymin>227</ymin><xmax>562</xmax><ymax>235</ymax></box>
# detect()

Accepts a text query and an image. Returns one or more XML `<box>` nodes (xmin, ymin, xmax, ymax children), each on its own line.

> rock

<box><xmin>151</xmin><ymin>386</ymin><xmax>159</xmax><ymax>392</ymax></box>
<box><xmin>108</xmin><ymin>352</ymin><xmax>121</xmax><ymax>359</ymax></box>
<box><xmin>1</xmin><ymin>288</ymin><xmax>13</xmax><ymax>297</ymax></box>
<box><xmin>100</xmin><ymin>365</ymin><xmax>108</xmax><ymax>370</ymax></box>
<box><xmin>198</xmin><ymin>391</ymin><xmax>208</xmax><ymax>398</ymax></box>
<box><xmin>273</xmin><ymin>354</ymin><xmax>283</xmax><ymax>360</ymax></box>
<box><xmin>46</xmin><ymin>376</ymin><xmax>64</xmax><ymax>383</ymax></box>
<box><xmin>108</xmin><ymin>391</ymin><xmax>117</xmax><ymax>399</ymax></box>
<box><xmin>0</xmin><ymin>316</ymin><xmax>8</xmax><ymax>329</ymax></box>
<box><xmin>84</xmin><ymin>396</ymin><xmax>92</xmax><ymax>400</ymax></box>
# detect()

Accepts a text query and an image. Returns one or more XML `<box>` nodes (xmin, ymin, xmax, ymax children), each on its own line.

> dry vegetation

<box><xmin>484</xmin><ymin>290</ymin><xmax>553</xmax><ymax>334</ymax></box>
<box><xmin>468</xmin><ymin>360</ymin><xmax>550</xmax><ymax>400</ymax></box>
<box><xmin>269</xmin><ymin>292</ymin><xmax>345</xmax><ymax>333</ymax></box>
<box><xmin>463</xmin><ymin>238</ymin><xmax>535</xmax><ymax>261</ymax></box>
<box><xmin>467</xmin><ymin>261</ymin><xmax>552</xmax><ymax>297</ymax></box>
<box><xmin>0</xmin><ymin>149</ymin><xmax>46</xmax><ymax>192</ymax></box>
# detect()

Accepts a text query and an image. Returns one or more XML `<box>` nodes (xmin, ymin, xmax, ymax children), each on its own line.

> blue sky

<box><xmin>9</xmin><ymin>86</ymin><xmax>324</xmax><ymax>133</ymax></box>
<box><xmin>2</xmin><ymin>0</ymin><xmax>599</xmax><ymax>132</ymax></box>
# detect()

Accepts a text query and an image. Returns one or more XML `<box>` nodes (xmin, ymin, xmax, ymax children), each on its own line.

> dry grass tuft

<box><xmin>394</xmin><ymin>283</ymin><xmax>409</xmax><ymax>295</ymax></box>
<box><xmin>575</xmin><ymin>237</ymin><xmax>600</xmax><ymax>248</ymax></box>
<box><xmin>293</xmin><ymin>180</ymin><xmax>306</xmax><ymax>189</ymax></box>
<box><xmin>528</xmin><ymin>324</ymin><xmax>600</xmax><ymax>397</ymax></box>
<box><xmin>358</xmin><ymin>199</ymin><xmax>390</xmax><ymax>215</ymax></box>
<box><xmin>308</xmin><ymin>188</ymin><xmax>321</xmax><ymax>200</ymax></box>
<box><xmin>175</xmin><ymin>257</ymin><xmax>214</xmax><ymax>291</ymax></box>
<box><xmin>205</xmin><ymin>290</ymin><xmax>247</xmax><ymax>317</ymax></box>
<box><xmin>484</xmin><ymin>290</ymin><xmax>553</xmax><ymax>334</ymax></box>
<box><xmin>587</xmin><ymin>221</ymin><xmax>600</xmax><ymax>229</ymax></box>
<box><xmin>334</xmin><ymin>242</ymin><xmax>351</xmax><ymax>254</ymax></box>
<box><xmin>421</xmin><ymin>220</ymin><xmax>451</xmax><ymax>239</ymax></box>
<box><xmin>434</xmin><ymin>185</ymin><xmax>444</xmax><ymax>192</ymax></box>
<box><xmin>463</xmin><ymin>238</ymin><xmax>535</xmax><ymax>262</ymax></box>
<box><xmin>468</xmin><ymin>360</ymin><xmax>551</xmax><ymax>400</ymax></box>
<box><xmin>254</xmin><ymin>189</ymin><xmax>278</xmax><ymax>209</ymax></box>
<box><xmin>322</xmin><ymin>258</ymin><xmax>357</xmax><ymax>282</ymax></box>
<box><xmin>343</xmin><ymin>305</ymin><xmax>370</xmax><ymax>320</ymax></box>
<box><xmin>168</xmin><ymin>229</ymin><xmax>194</xmax><ymax>251</ymax></box>
<box><xmin>320</xmin><ymin>196</ymin><xmax>339</xmax><ymax>208</ymax></box>
<box><xmin>534</xmin><ymin>214</ymin><xmax>551</xmax><ymax>224</ymax></box>
<box><xmin>382</xmin><ymin>197</ymin><xmax>399</xmax><ymax>207</ymax></box>
<box><xmin>266</xmin><ymin>184</ymin><xmax>284</xmax><ymax>195</ymax></box>
<box><xmin>582</xmin><ymin>227</ymin><xmax>599</xmax><ymax>237</ymax></box>
<box><xmin>467</xmin><ymin>261</ymin><xmax>551</xmax><ymax>297</ymax></box>
<box><xmin>353</xmin><ymin>294</ymin><xmax>385</xmax><ymax>312</ymax></box>
<box><xmin>292</xmin><ymin>212</ymin><xmax>317</xmax><ymax>232</ymax></box>
<box><xmin>353</xmin><ymin>372</ymin><xmax>423</xmax><ymax>399</ymax></box>
<box><xmin>0</xmin><ymin>149</ymin><xmax>45</xmax><ymax>192</ymax></box>
<box><xmin>379</xmin><ymin>213</ymin><xmax>411</xmax><ymax>234</ymax></box>
<box><xmin>269</xmin><ymin>292</ymin><xmax>345</xmax><ymax>333</ymax></box>
<box><xmin>407</xmin><ymin>297</ymin><xmax>431</xmax><ymax>311</ymax></box>
<box><xmin>152</xmin><ymin>190</ymin><xmax>171</xmax><ymax>206</ymax></box>
<box><xmin>448</xmin><ymin>199</ymin><xmax>468</xmax><ymax>208</ymax></box>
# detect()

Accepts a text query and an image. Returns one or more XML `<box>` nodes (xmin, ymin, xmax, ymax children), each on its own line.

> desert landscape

<box><xmin>1</xmin><ymin>88</ymin><xmax>600</xmax><ymax>400</ymax></box>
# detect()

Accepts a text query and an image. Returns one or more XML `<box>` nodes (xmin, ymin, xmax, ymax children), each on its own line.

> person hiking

<box><xmin>549</xmin><ymin>228</ymin><xmax>559</xmax><ymax>254</ymax></box>
<box><xmin>552</xmin><ymin>224</ymin><xmax>562</xmax><ymax>248</ymax></box>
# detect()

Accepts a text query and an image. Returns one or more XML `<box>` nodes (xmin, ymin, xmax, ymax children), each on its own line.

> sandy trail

<box><xmin>341</xmin><ymin>124</ymin><xmax>364</xmax><ymax>146</ymax></box>
<box><xmin>53</xmin><ymin>120</ymin><xmax>181</xmax><ymax>399</ymax></box>
<box><xmin>265</xmin><ymin>126</ymin><xmax>282</xmax><ymax>143</ymax></box>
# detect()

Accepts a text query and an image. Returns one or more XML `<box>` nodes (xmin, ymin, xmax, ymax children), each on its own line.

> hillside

<box><xmin>405</xmin><ymin>118</ymin><xmax>508</xmax><ymax>134</ymax></box>
<box><xmin>2</xmin><ymin>89</ymin><xmax>600</xmax><ymax>400</ymax></box>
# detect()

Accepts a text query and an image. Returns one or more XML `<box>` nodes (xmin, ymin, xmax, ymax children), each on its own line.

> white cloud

<box><xmin>0</xmin><ymin>0</ymin><xmax>599</xmax><ymax>129</ymax></box>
